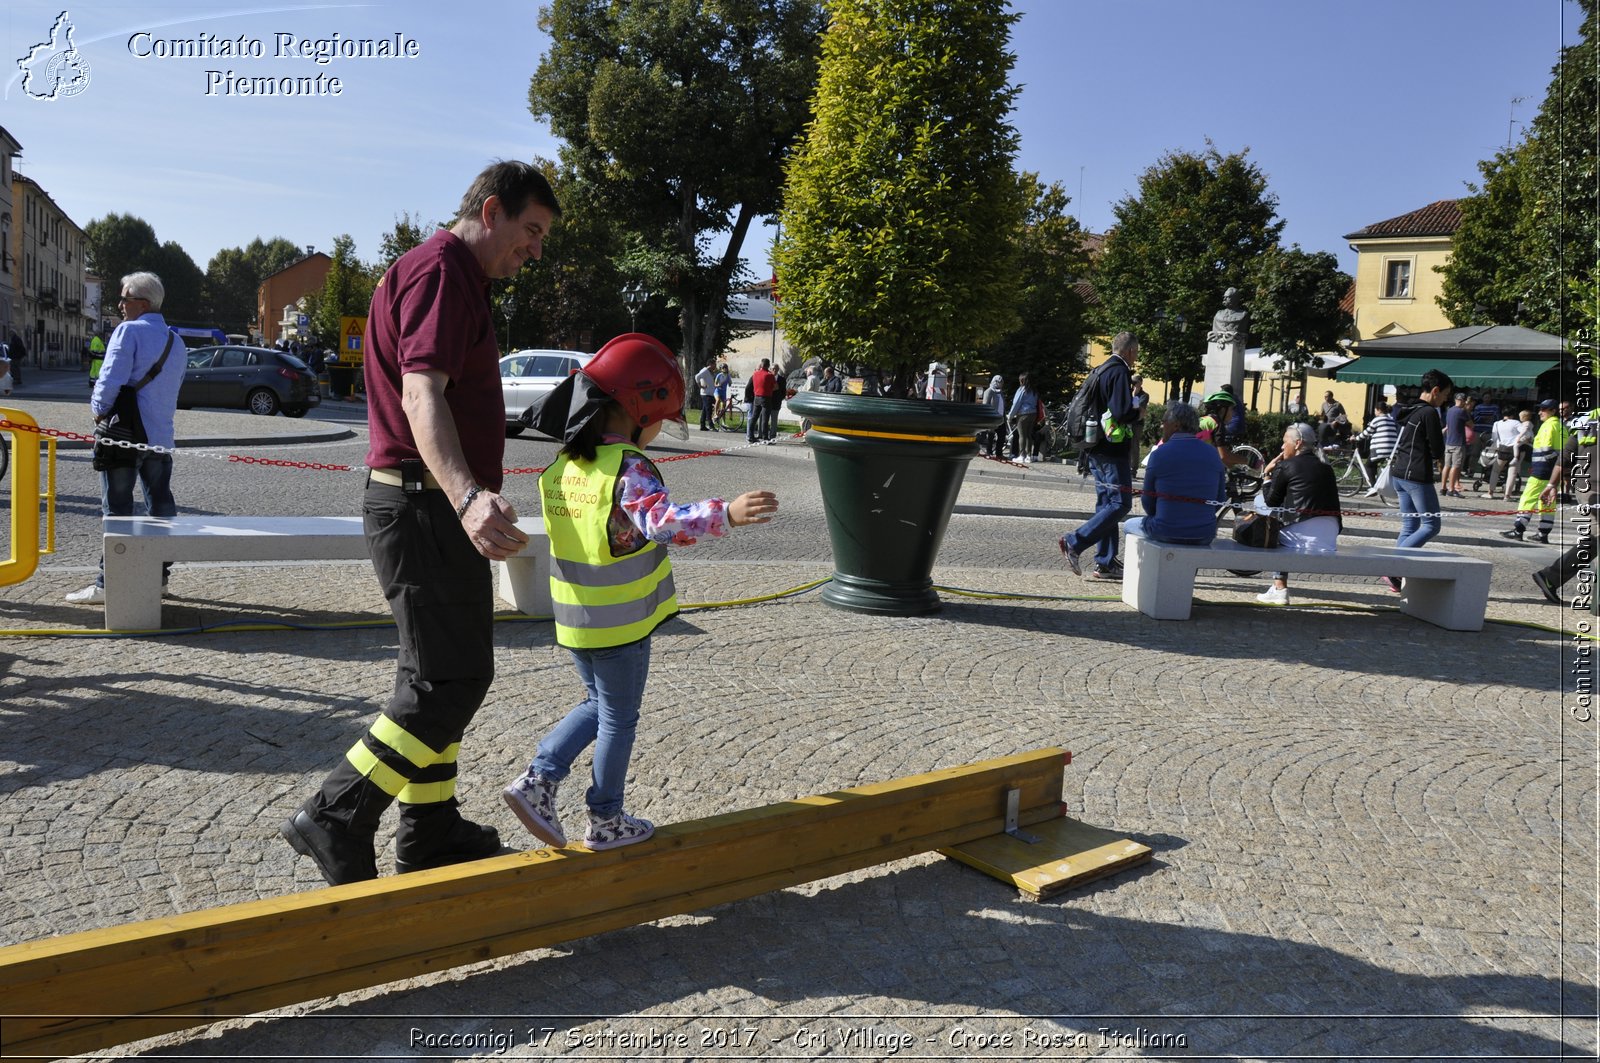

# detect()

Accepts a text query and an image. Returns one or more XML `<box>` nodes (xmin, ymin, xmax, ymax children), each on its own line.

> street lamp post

<box><xmin>622</xmin><ymin>283</ymin><xmax>647</xmax><ymax>331</ymax></box>
<box><xmin>500</xmin><ymin>293</ymin><xmax>515</xmax><ymax>353</ymax></box>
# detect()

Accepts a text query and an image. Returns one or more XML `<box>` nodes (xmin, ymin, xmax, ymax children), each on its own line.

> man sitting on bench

<box><xmin>1123</xmin><ymin>401</ymin><xmax>1225</xmax><ymax>546</ymax></box>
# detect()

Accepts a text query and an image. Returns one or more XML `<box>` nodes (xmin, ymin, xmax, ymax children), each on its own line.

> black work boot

<box><xmin>395</xmin><ymin>799</ymin><xmax>503</xmax><ymax>874</ymax></box>
<box><xmin>281</xmin><ymin>804</ymin><xmax>378</xmax><ymax>886</ymax></box>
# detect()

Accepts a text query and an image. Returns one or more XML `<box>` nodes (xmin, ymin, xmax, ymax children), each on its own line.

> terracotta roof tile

<box><xmin>1344</xmin><ymin>200</ymin><xmax>1462</xmax><ymax>239</ymax></box>
<box><xmin>1338</xmin><ymin>279</ymin><xmax>1356</xmax><ymax>316</ymax></box>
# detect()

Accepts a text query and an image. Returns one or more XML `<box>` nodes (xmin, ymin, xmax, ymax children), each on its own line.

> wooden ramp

<box><xmin>0</xmin><ymin>747</ymin><xmax>1145</xmax><ymax>1060</ymax></box>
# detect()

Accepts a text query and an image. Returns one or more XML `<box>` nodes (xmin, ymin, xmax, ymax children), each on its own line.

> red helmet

<box><xmin>579</xmin><ymin>333</ymin><xmax>685</xmax><ymax>430</ymax></box>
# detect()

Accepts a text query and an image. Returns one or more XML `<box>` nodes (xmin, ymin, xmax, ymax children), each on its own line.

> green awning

<box><xmin>1336</xmin><ymin>355</ymin><xmax>1561</xmax><ymax>387</ymax></box>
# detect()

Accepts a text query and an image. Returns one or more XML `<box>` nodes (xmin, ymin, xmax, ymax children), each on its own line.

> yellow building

<box><xmin>10</xmin><ymin>171</ymin><xmax>91</xmax><ymax>368</ymax></box>
<box><xmin>1343</xmin><ymin>199</ymin><xmax>1459</xmax><ymax>340</ymax></box>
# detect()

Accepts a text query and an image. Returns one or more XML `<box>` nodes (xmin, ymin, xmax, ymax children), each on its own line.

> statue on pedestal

<box><xmin>1207</xmin><ymin>287</ymin><xmax>1248</xmax><ymax>345</ymax></box>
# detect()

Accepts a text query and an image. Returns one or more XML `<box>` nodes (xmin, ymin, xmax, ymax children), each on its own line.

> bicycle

<box><xmin>1213</xmin><ymin>445</ymin><xmax>1266</xmax><ymax>524</ymax></box>
<box><xmin>712</xmin><ymin>398</ymin><xmax>744</xmax><ymax>434</ymax></box>
<box><xmin>1322</xmin><ymin>442</ymin><xmax>1394</xmax><ymax>505</ymax></box>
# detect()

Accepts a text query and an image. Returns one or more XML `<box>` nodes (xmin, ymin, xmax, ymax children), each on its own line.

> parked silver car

<box><xmin>179</xmin><ymin>345</ymin><xmax>321</xmax><ymax>417</ymax></box>
<box><xmin>501</xmin><ymin>349</ymin><xmax>593</xmax><ymax>436</ymax></box>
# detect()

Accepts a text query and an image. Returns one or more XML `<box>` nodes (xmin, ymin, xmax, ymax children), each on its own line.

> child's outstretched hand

<box><xmin>729</xmin><ymin>490</ymin><xmax>779</xmax><ymax>527</ymax></box>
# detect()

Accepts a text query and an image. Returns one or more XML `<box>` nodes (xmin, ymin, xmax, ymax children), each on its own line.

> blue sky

<box><xmin>1</xmin><ymin>0</ymin><xmax>1580</xmax><ymax>294</ymax></box>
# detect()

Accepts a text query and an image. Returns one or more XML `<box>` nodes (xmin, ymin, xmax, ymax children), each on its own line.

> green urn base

<box><xmin>789</xmin><ymin>392</ymin><xmax>1002</xmax><ymax>617</ymax></box>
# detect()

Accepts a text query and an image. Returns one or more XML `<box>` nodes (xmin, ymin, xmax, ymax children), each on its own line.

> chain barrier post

<box><xmin>0</xmin><ymin>411</ymin><xmax>56</xmax><ymax>587</ymax></box>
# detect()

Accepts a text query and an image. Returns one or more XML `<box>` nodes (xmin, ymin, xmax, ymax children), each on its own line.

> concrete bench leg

<box><xmin>497</xmin><ymin>534</ymin><xmax>552</xmax><ymax>617</ymax></box>
<box><xmin>1122</xmin><ymin>534</ymin><xmax>1197</xmax><ymax>621</ymax></box>
<box><xmin>102</xmin><ymin>541</ymin><xmax>165</xmax><ymax>631</ymax></box>
<box><xmin>1400</xmin><ymin>569</ymin><xmax>1490</xmax><ymax>631</ymax></box>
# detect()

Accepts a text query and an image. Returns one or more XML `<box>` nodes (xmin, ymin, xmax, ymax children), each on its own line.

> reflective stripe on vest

<box><xmin>1531</xmin><ymin>418</ymin><xmax>1566</xmax><ymax>480</ymax></box>
<box><xmin>540</xmin><ymin>443</ymin><xmax>677</xmax><ymax>649</ymax></box>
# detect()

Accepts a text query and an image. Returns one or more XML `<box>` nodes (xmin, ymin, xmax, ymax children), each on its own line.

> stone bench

<box><xmin>101</xmin><ymin>516</ymin><xmax>549</xmax><ymax>631</ymax></box>
<box><xmin>1121</xmin><ymin>526</ymin><xmax>1492</xmax><ymax>631</ymax></box>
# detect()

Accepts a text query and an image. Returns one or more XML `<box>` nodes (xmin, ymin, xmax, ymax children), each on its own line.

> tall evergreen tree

<box><xmin>776</xmin><ymin>0</ymin><xmax>1026</xmax><ymax>374</ymax></box>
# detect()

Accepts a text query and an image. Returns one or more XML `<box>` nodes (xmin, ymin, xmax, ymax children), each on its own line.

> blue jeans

<box><xmin>1068</xmin><ymin>450</ymin><xmax>1133</xmax><ymax>567</ymax></box>
<box><xmin>531</xmin><ymin>637</ymin><xmax>652</xmax><ymax>817</ymax></box>
<box><xmin>1392</xmin><ymin>476</ymin><xmax>1441</xmax><ymax>549</ymax></box>
<box><xmin>96</xmin><ymin>452</ymin><xmax>175</xmax><ymax>587</ymax></box>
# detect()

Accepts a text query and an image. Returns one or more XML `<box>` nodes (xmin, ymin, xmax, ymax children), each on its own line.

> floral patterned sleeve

<box><xmin>616</xmin><ymin>453</ymin><xmax>730</xmax><ymax>547</ymax></box>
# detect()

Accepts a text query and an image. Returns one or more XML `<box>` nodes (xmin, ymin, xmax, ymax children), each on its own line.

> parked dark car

<box><xmin>179</xmin><ymin>345</ymin><xmax>321</xmax><ymax>417</ymax></box>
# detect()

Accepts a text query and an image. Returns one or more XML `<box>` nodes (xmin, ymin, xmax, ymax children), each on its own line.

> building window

<box><xmin>1383</xmin><ymin>259</ymin><xmax>1412</xmax><ymax>299</ymax></box>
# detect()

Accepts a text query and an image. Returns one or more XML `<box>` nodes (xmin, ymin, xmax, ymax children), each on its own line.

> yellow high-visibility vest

<box><xmin>539</xmin><ymin>443</ymin><xmax>677</xmax><ymax>649</ymax></box>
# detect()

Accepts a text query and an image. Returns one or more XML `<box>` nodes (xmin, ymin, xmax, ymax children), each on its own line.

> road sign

<box><xmin>339</xmin><ymin>316</ymin><xmax>367</xmax><ymax>366</ymax></box>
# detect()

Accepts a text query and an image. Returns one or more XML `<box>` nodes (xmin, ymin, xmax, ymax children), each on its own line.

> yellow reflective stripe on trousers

<box><xmin>397</xmin><ymin>778</ymin><xmax>457</xmax><ymax>805</ymax></box>
<box><xmin>344</xmin><ymin>740</ymin><xmax>408</xmax><ymax>797</ymax></box>
<box><xmin>369</xmin><ymin>715</ymin><xmax>443</xmax><ymax>770</ymax></box>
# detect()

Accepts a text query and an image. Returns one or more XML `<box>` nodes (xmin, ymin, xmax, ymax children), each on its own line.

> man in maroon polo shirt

<box><xmin>282</xmin><ymin>161</ymin><xmax>559</xmax><ymax>885</ymax></box>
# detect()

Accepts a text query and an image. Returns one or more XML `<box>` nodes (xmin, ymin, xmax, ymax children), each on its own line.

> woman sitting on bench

<box><xmin>1256</xmin><ymin>423</ymin><xmax>1343</xmax><ymax>606</ymax></box>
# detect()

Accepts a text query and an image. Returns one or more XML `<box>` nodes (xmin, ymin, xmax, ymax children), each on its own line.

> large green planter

<box><xmin>789</xmin><ymin>392</ymin><xmax>1003</xmax><ymax>616</ymax></box>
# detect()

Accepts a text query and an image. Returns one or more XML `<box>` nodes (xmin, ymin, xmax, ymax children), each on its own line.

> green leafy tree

<box><xmin>150</xmin><ymin>241</ymin><xmax>204</xmax><ymax>322</ymax></box>
<box><xmin>203</xmin><ymin>237</ymin><xmax>301</xmax><ymax>335</ymax></box>
<box><xmin>977</xmin><ymin>173</ymin><xmax>1092</xmax><ymax>403</ymax></box>
<box><xmin>86</xmin><ymin>214</ymin><xmax>206</xmax><ymax>321</ymax></box>
<box><xmin>84</xmin><ymin>213</ymin><xmax>161</xmax><ymax>293</ymax></box>
<box><xmin>1251</xmin><ymin>246</ymin><xmax>1354</xmax><ymax>377</ymax></box>
<box><xmin>378</xmin><ymin>211</ymin><xmax>435</xmax><ymax>268</ymax></box>
<box><xmin>1522</xmin><ymin>0</ymin><xmax>1598</xmax><ymax>343</ymax></box>
<box><xmin>310</xmin><ymin>235</ymin><xmax>374</xmax><ymax>347</ymax></box>
<box><xmin>1441</xmin><ymin>0</ymin><xmax>1597</xmax><ymax>345</ymax></box>
<box><xmin>776</xmin><ymin>0</ymin><xmax>1026</xmax><ymax>375</ymax></box>
<box><xmin>503</xmin><ymin>159</ymin><xmax>648</xmax><ymax>353</ymax></box>
<box><xmin>529</xmin><ymin>0</ymin><xmax>825</xmax><ymax>368</ymax></box>
<box><xmin>1436</xmin><ymin>148</ymin><xmax>1531</xmax><ymax>327</ymax></box>
<box><xmin>1095</xmin><ymin>145</ymin><xmax>1283</xmax><ymax>390</ymax></box>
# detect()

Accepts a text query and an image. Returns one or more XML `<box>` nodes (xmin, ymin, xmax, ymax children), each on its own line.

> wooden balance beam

<box><xmin>0</xmin><ymin>747</ymin><xmax>1147</xmax><ymax>1060</ymax></box>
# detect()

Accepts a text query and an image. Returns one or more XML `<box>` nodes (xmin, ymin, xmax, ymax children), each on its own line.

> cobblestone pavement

<box><xmin>0</xmin><ymin>384</ymin><xmax>1594</xmax><ymax>1060</ymax></box>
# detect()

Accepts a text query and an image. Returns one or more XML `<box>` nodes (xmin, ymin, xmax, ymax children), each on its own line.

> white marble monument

<box><xmin>1202</xmin><ymin>287</ymin><xmax>1248</xmax><ymax>401</ymax></box>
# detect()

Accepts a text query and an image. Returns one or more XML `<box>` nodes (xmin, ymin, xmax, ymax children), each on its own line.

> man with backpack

<box><xmin>1059</xmin><ymin>331</ymin><xmax>1141</xmax><ymax>581</ymax></box>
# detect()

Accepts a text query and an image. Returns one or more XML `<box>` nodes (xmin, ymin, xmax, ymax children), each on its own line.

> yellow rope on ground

<box><xmin>0</xmin><ymin>576</ymin><xmax>1580</xmax><ymax>639</ymax></box>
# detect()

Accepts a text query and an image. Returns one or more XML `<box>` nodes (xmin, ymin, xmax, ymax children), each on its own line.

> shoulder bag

<box><xmin>93</xmin><ymin>331</ymin><xmax>176</xmax><ymax>471</ymax></box>
<box><xmin>1231</xmin><ymin>511</ymin><xmax>1282</xmax><ymax>549</ymax></box>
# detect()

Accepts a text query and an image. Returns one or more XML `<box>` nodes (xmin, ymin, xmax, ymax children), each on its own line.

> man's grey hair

<box><xmin>1111</xmin><ymin>331</ymin><xmax>1138</xmax><ymax>357</ymax></box>
<box><xmin>1163</xmin><ymin>400</ymin><xmax>1200</xmax><ymax>434</ymax></box>
<box><xmin>121</xmin><ymin>271</ymin><xmax>165</xmax><ymax>310</ymax></box>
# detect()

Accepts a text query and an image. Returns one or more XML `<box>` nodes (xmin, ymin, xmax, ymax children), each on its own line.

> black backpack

<box><xmin>1064</xmin><ymin>361</ymin><xmax>1114</xmax><ymax>445</ymax></box>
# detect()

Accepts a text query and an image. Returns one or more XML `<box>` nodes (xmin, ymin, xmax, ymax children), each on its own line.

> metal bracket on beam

<box><xmin>1003</xmin><ymin>787</ymin><xmax>1040</xmax><ymax>843</ymax></box>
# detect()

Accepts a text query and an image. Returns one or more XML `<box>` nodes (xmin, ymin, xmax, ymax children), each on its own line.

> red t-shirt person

<box><xmin>750</xmin><ymin>365</ymin><xmax>776</xmax><ymax>399</ymax></box>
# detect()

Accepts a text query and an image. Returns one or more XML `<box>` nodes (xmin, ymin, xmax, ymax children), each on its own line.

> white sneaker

<box><xmin>584</xmin><ymin>810</ymin><xmax>655</xmax><ymax>851</ymax></box>
<box><xmin>503</xmin><ymin>772</ymin><xmax>566</xmax><ymax>847</ymax></box>
<box><xmin>1257</xmin><ymin>585</ymin><xmax>1289</xmax><ymax>605</ymax></box>
<box><xmin>65</xmin><ymin>584</ymin><xmax>104</xmax><ymax>604</ymax></box>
